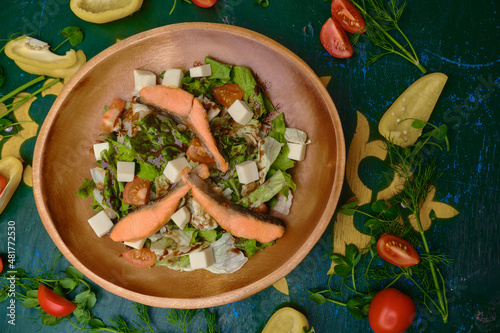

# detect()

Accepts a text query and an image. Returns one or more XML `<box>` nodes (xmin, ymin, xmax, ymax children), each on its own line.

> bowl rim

<box><xmin>32</xmin><ymin>22</ymin><xmax>346</xmax><ymax>308</ymax></box>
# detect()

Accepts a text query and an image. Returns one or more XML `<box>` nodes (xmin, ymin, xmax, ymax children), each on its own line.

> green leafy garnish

<box><xmin>52</xmin><ymin>26</ymin><xmax>84</xmax><ymax>51</ymax></box>
<box><xmin>309</xmin><ymin>122</ymin><xmax>453</xmax><ymax>323</ymax></box>
<box><xmin>254</xmin><ymin>0</ymin><xmax>270</xmax><ymax>7</ymax></box>
<box><xmin>350</xmin><ymin>0</ymin><xmax>427</xmax><ymax>73</ymax></box>
<box><xmin>0</xmin><ymin>253</ymin><xmax>222</xmax><ymax>331</ymax></box>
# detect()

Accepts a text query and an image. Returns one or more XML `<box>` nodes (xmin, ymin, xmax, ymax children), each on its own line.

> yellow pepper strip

<box><xmin>70</xmin><ymin>0</ymin><xmax>144</xmax><ymax>24</ymax></box>
<box><xmin>14</xmin><ymin>50</ymin><xmax>87</xmax><ymax>83</ymax></box>
<box><xmin>5</xmin><ymin>36</ymin><xmax>77</xmax><ymax>70</ymax></box>
<box><xmin>378</xmin><ymin>73</ymin><xmax>448</xmax><ymax>148</ymax></box>
<box><xmin>261</xmin><ymin>307</ymin><xmax>309</xmax><ymax>333</ymax></box>
<box><xmin>0</xmin><ymin>157</ymin><xmax>23</xmax><ymax>214</ymax></box>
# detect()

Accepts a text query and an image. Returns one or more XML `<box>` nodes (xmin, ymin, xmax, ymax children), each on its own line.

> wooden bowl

<box><xmin>33</xmin><ymin>23</ymin><xmax>345</xmax><ymax>308</ymax></box>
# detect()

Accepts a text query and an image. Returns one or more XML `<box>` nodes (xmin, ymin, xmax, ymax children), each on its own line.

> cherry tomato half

<box><xmin>377</xmin><ymin>234</ymin><xmax>420</xmax><ymax>267</ymax></box>
<box><xmin>193</xmin><ymin>0</ymin><xmax>217</xmax><ymax>8</ymax></box>
<box><xmin>100</xmin><ymin>98</ymin><xmax>126</xmax><ymax>134</ymax></box>
<box><xmin>0</xmin><ymin>175</ymin><xmax>6</xmax><ymax>195</ymax></box>
<box><xmin>320</xmin><ymin>18</ymin><xmax>353</xmax><ymax>59</ymax></box>
<box><xmin>186</xmin><ymin>137</ymin><xmax>216</xmax><ymax>165</ymax></box>
<box><xmin>369</xmin><ymin>288</ymin><xmax>415</xmax><ymax>333</ymax></box>
<box><xmin>37</xmin><ymin>284</ymin><xmax>77</xmax><ymax>317</ymax></box>
<box><xmin>123</xmin><ymin>176</ymin><xmax>151</xmax><ymax>207</ymax></box>
<box><xmin>213</xmin><ymin>83</ymin><xmax>244</xmax><ymax>108</ymax></box>
<box><xmin>122</xmin><ymin>248</ymin><xmax>157</xmax><ymax>268</ymax></box>
<box><xmin>331</xmin><ymin>0</ymin><xmax>367</xmax><ymax>34</ymax></box>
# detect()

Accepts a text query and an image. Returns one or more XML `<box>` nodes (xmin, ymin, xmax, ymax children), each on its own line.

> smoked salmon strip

<box><xmin>138</xmin><ymin>85</ymin><xmax>229</xmax><ymax>173</ymax></box>
<box><xmin>110</xmin><ymin>164</ymin><xmax>210</xmax><ymax>242</ymax></box>
<box><xmin>182</xmin><ymin>171</ymin><xmax>286</xmax><ymax>244</ymax></box>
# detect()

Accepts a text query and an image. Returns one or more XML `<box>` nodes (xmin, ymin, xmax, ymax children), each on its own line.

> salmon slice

<box><xmin>138</xmin><ymin>85</ymin><xmax>229</xmax><ymax>173</ymax></box>
<box><xmin>110</xmin><ymin>164</ymin><xmax>210</xmax><ymax>242</ymax></box>
<box><xmin>182</xmin><ymin>171</ymin><xmax>286</xmax><ymax>243</ymax></box>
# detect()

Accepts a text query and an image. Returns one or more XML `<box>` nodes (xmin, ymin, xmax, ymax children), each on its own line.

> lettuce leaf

<box><xmin>76</xmin><ymin>179</ymin><xmax>96</xmax><ymax>199</ymax></box>
<box><xmin>206</xmin><ymin>57</ymin><xmax>232</xmax><ymax>83</ymax></box>
<box><xmin>238</xmin><ymin>170</ymin><xmax>292</xmax><ymax>208</ymax></box>
<box><xmin>235</xmin><ymin>238</ymin><xmax>273</xmax><ymax>256</ymax></box>
<box><xmin>232</xmin><ymin>66</ymin><xmax>267</xmax><ymax>117</ymax></box>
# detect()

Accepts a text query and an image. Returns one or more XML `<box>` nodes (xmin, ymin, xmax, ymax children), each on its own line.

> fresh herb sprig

<box><xmin>52</xmin><ymin>26</ymin><xmax>84</xmax><ymax>52</ymax></box>
<box><xmin>350</xmin><ymin>0</ymin><xmax>427</xmax><ymax>73</ymax></box>
<box><xmin>309</xmin><ymin>121</ymin><xmax>452</xmax><ymax>323</ymax></box>
<box><xmin>0</xmin><ymin>254</ymin><xmax>221</xmax><ymax>331</ymax></box>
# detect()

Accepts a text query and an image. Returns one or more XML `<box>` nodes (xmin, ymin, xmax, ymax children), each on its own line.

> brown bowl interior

<box><xmin>33</xmin><ymin>23</ymin><xmax>345</xmax><ymax>308</ymax></box>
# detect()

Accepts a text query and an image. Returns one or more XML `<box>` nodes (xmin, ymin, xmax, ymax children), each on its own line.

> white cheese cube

<box><xmin>124</xmin><ymin>238</ymin><xmax>146</xmax><ymax>250</ymax></box>
<box><xmin>163</xmin><ymin>157</ymin><xmax>191</xmax><ymax>183</ymax></box>
<box><xmin>93</xmin><ymin>142</ymin><xmax>109</xmax><ymax>160</ymax></box>
<box><xmin>189</xmin><ymin>247</ymin><xmax>216</xmax><ymax>270</ymax></box>
<box><xmin>227</xmin><ymin>100</ymin><xmax>254</xmax><ymax>125</ymax></box>
<box><xmin>236</xmin><ymin>160</ymin><xmax>259</xmax><ymax>184</ymax></box>
<box><xmin>26</xmin><ymin>37</ymin><xmax>49</xmax><ymax>49</ymax></box>
<box><xmin>189</xmin><ymin>64</ymin><xmax>212</xmax><ymax>78</ymax></box>
<box><xmin>117</xmin><ymin>161</ymin><xmax>135</xmax><ymax>182</ymax></box>
<box><xmin>287</xmin><ymin>142</ymin><xmax>307</xmax><ymax>161</ymax></box>
<box><xmin>162</xmin><ymin>69</ymin><xmax>184</xmax><ymax>88</ymax></box>
<box><xmin>171</xmin><ymin>206</ymin><xmax>191</xmax><ymax>230</ymax></box>
<box><xmin>87</xmin><ymin>211</ymin><xmax>114</xmax><ymax>238</ymax></box>
<box><xmin>134</xmin><ymin>69</ymin><xmax>157</xmax><ymax>92</ymax></box>
<box><xmin>285</xmin><ymin>128</ymin><xmax>309</xmax><ymax>145</ymax></box>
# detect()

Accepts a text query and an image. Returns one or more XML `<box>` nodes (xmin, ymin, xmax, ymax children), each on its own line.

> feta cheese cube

<box><xmin>189</xmin><ymin>247</ymin><xmax>216</xmax><ymax>270</ymax></box>
<box><xmin>163</xmin><ymin>157</ymin><xmax>191</xmax><ymax>183</ymax></box>
<box><xmin>235</xmin><ymin>160</ymin><xmax>259</xmax><ymax>184</ymax></box>
<box><xmin>285</xmin><ymin>128</ymin><xmax>309</xmax><ymax>145</ymax></box>
<box><xmin>93</xmin><ymin>142</ymin><xmax>109</xmax><ymax>160</ymax></box>
<box><xmin>134</xmin><ymin>69</ymin><xmax>157</xmax><ymax>92</ymax></box>
<box><xmin>287</xmin><ymin>142</ymin><xmax>307</xmax><ymax>161</ymax></box>
<box><xmin>124</xmin><ymin>238</ymin><xmax>147</xmax><ymax>250</ymax></box>
<box><xmin>227</xmin><ymin>100</ymin><xmax>254</xmax><ymax>125</ymax></box>
<box><xmin>162</xmin><ymin>69</ymin><xmax>184</xmax><ymax>88</ymax></box>
<box><xmin>117</xmin><ymin>161</ymin><xmax>135</xmax><ymax>182</ymax></box>
<box><xmin>171</xmin><ymin>206</ymin><xmax>191</xmax><ymax>230</ymax></box>
<box><xmin>189</xmin><ymin>64</ymin><xmax>212</xmax><ymax>78</ymax></box>
<box><xmin>87</xmin><ymin>211</ymin><xmax>114</xmax><ymax>238</ymax></box>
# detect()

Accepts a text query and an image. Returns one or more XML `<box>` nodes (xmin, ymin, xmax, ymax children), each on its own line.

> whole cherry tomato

<box><xmin>369</xmin><ymin>288</ymin><xmax>416</xmax><ymax>333</ymax></box>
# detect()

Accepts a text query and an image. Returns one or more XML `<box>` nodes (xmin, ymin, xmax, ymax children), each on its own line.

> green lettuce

<box><xmin>238</xmin><ymin>170</ymin><xmax>293</xmax><ymax>208</ymax></box>
<box><xmin>76</xmin><ymin>179</ymin><xmax>96</xmax><ymax>199</ymax></box>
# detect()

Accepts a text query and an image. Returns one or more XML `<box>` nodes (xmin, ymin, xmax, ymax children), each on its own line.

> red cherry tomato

<box><xmin>331</xmin><ymin>0</ymin><xmax>367</xmax><ymax>34</ymax></box>
<box><xmin>369</xmin><ymin>288</ymin><xmax>416</xmax><ymax>333</ymax></box>
<box><xmin>320</xmin><ymin>18</ymin><xmax>353</xmax><ymax>59</ymax></box>
<box><xmin>122</xmin><ymin>248</ymin><xmax>157</xmax><ymax>267</ymax></box>
<box><xmin>0</xmin><ymin>257</ymin><xmax>3</xmax><ymax>273</ymax></box>
<box><xmin>100</xmin><ymin>98</ymin><xmax>126</xmax><ymax>134</ymax></box>
<box><xmin>0</xmin><ymin>175</ymin><xmax>6</xmax><ymax>195</ymax></box>
<box><xmin>37</xmin><ymin>284</ymin><xmax>77</xmax><ymax>317</ymax></box>
<box><xmin>213</xmin><ymin>83</ymin><xmax>244</xmax><ymax>108</ymax></box>
<box><xmin>123</xmin><ymin>176</ymin><xmax>151</xmax><ymax>207</ymax></box>
<box><xmin>193</xmin><ymin>0</ymin><xmax>217</xmax><ymax>8</ymax></box>
<box><xmin>377</xmin><ymin>234</ymin><xmax>420</xmax><ymax>267</ymax></box>
<box><xmin>186</xmin><ymin>137</ymin><xmax>216</xmax><ymax>165</ymax></box>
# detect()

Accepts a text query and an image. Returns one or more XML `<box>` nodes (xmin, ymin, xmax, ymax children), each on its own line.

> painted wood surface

<box><xmin>0</xmin><ymin>0</ymin><xmax>499</xmax><ymax>332</ymax></box>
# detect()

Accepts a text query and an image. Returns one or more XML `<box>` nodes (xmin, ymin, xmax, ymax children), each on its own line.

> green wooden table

<box><xmin>0</xmin><ymin>0</ymin><xmax>499</xmax><ymax>332</ymax></box>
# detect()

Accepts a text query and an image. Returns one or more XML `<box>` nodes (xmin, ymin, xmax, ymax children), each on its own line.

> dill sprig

<box><xmin>350</xmin><ymin>0</ymin><xmax>427</xmax><ymax>73</ymax></box>
<box><xmin>164</xmin><ymin>309</ymin><xmax>201</xmax><ymax>333</ymax></box>
<box><xmin>309</xmin><ymin>122</ymin><xmax>452</xmax><ymax>323</ymax></box>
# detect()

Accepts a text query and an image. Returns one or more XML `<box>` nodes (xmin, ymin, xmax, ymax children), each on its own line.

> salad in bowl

<box><xmin>77</xmin><ymin>57</ymin><xmax>310</xmax><ymax>274</ymax></box>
